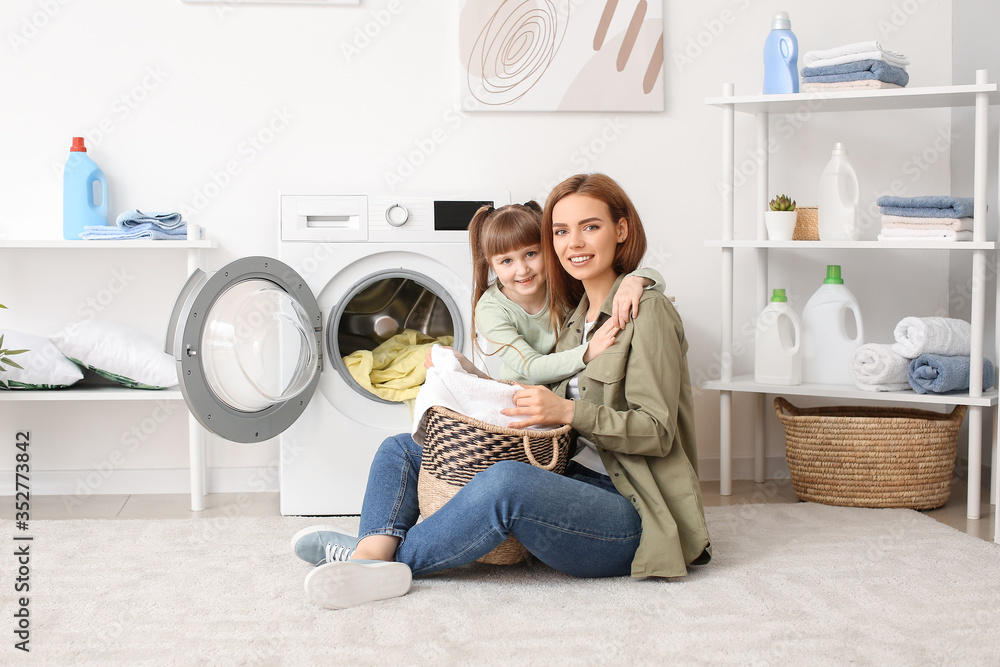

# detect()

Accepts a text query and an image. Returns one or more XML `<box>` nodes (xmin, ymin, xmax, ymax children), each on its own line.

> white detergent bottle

<box><xmin>817</xmin><ymin>143</ymin><xmax>861</xmax><ymax>241</ymax></box>
<box><xmin>754</xmin><ymin>288</ymin><xmax>802</xmax><ymax>385</ymax></box>
<box><xmin>801</xmin><ymin>265</ymin><xmax>864</xmax><ymax>385</ymax></box>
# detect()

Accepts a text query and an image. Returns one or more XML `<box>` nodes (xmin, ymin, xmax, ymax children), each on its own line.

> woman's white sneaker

<box><xmin>304</xmin><ymin>560</ymin><xmax>412</xmax><ymax>609</ymax></box>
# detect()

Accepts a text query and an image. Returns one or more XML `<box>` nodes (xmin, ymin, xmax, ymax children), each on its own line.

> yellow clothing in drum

<box><xmin>343</xmin><ymin>330</ymin><xmax>453</xmax><ymax>403</ymax></box>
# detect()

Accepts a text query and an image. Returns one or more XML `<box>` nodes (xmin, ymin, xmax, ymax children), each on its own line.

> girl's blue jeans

<box><xmin>358</xmin><ymin>433</ymin><xmax>642</xmax><ymax>578</ymax></box>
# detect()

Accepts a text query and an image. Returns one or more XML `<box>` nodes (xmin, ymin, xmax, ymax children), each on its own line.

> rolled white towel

<box><xmin>851</xmin><ymin>343</ymin><xmax>911</xmax><ymax>392</ymax></box>
<box><xmin>892</xmin><ymin>317</ymin><xmax>972</xmax><ymax>358</ymax></box>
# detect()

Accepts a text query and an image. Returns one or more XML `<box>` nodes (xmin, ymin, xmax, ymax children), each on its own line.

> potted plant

<box><xmin>0</xmin><ymin>303</ymin><xmax>28</xmax><ymax>389</ymax></box>
<box><xmin>765</xmin><ymin>195</ymin><xmax>798</xmax><ymax>241</ymax></box>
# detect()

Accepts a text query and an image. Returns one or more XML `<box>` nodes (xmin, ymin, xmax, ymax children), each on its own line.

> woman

<box><xmin>292</xmin><ymin>174</ymin><xmax>710</xmax><ymax>609</ymax></box>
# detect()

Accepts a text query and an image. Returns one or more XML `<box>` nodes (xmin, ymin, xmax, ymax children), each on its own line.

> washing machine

<box><xmin>166</xmin><ymin>191</ymin><xmax>510</xmax><ymax>515</ymax></box>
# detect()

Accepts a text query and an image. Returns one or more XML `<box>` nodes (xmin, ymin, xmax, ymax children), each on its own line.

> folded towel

<box><xmin>877</xmin><ymin>228</ymin><xmax>973</xmax><ymax>242</ymax></box>
<box><xmin>881</xmin><ymin>215</ymin><xmax>974</xmax><ymax>231</ymax></box>
<box><xmin>876</xmin><ymin>196</ymin><xmax>975</xmax><ymax>219</ymax></box>
<box><xmin>115</xmin><ymin>210</ymin><xmax>185</xmax><ymax>230</ymax></box>
<box><xmin>411</xmin><ymin>345</ymin><xmax>554</xmax><ymax>444</ymax></box>
<box><xmin>851</xmin><ymin>343</ymin><xmax>911</xmax><ymax>392</ymax></box>
<box><xmin>892</xmin><ymin>317</ymin><xmax>972</xmax><ymax>358</ymax></box>
<box><xmin>803</xmin><ymin>41</ymin><xmax>910</xmax><ymax>68</ymax></box>
<box><xmin>908</xmin><ymin>354</ymin><xmax>995</xmax><ymax>394</ymax></box>
<box><xmin>80</xmin><ymin>223</ymin><xmax>188</xmax><ymax>240</ymax></box>
<box><xmin>342</xmin><ymin>330</ymin><xmax>453</xmax><ymax>406</ymax></box>
<box><xmin>801</xmin><ymin>61</ymin><xmax>909</xmax><ymax>87</ymax></box>
<box><xmin>802</xmin><ymin>81</ymin><xmax>902</xmax><ymax>93</ymax></box>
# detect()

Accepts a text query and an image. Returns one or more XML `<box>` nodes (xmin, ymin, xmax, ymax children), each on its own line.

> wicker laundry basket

<box><xmin>792</xmin><ymin>206</ymin><xmax>819</xmax><ymax>240</ymax></box>
<box><xmin>774</xmin><ymin>397</ymin><xmax>966</xmax><ymax>509</ymax></box>
<box><xmin>418</xmin><ymin>405</ymin><xmax>572</xmax><ymax>565</ymax></box>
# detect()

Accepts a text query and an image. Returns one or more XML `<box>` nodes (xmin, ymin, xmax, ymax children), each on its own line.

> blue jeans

<box><xmin>358</xmin><ymin>433</ymin><xmax>642</xmax><ymax>578</ymax></box>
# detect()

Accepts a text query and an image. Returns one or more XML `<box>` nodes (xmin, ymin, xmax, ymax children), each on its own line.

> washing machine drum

<box><xmin>167</xmin><ymin>257</ymin><xmax>322</xmax><ymax>443</ymax></box>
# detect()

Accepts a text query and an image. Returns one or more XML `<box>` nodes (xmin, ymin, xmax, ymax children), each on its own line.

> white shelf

<box><xmin>707</xmin><ymin>240</ymin><xmax>997</xmax><ymax>250</ymax></box>
<box><xmin>703</xmin><ymin>376</ymin><xmax>998</xmax><ymax>408</ymax></box>
<box><xmin>0</xmin><ymin>239</ymin><xmax>214</xmax><ymax>249</ymax></box>
<box><xmin>0</xmin><ymin>386</ymin><xmax>183</xmax><ymax>401</ymax></box>
<box><xmin>705</xmin><ymin>82</ymin><xmax>999</xmax><ymax>114</ymax></box>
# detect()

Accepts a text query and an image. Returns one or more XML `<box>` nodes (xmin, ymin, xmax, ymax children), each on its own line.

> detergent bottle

<box><xmin>801</xmin><ymin>265</ymin><xmax>864</xmax><ymax>385</ymax></box>
<box><xmin>763</xmin><ymin>11</ymin><xmax>798</xmax><ymax>94</ymax></box>
<box><xmin>63</xmin><ymin>137</ymin><xmax>109</xmax><ymax>240</ymax></box>
<box><xmin>754</xmin><ymin>288</ymin><xmax>802</xmax><ymax>385</ymax></box>
<box><xmin>817</xmin><ymin>143</ymin><xmax>861</xmax><ymax>241</ymax></box>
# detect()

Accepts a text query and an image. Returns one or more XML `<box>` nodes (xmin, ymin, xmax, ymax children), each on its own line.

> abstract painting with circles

<box><xmin>459</xmin><ymin>0</ymin><xmax>664</xmax><ymax>112</ymax></box>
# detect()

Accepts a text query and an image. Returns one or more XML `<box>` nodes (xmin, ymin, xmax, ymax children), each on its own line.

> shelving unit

<box><xmin>705</xmin><ymin>71</ymin><xmax>999</xmax><ymax>527</ymax></box>
<box><xmin>0</xmin><ymin>238</ymin><xmax>215</xmax><ymax>510</ymax></box>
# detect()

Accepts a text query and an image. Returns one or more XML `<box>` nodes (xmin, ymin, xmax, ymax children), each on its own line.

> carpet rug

<box><xmin>3</xmin><ymin>502</ymin><xmax>999</xmax><ymax>665</ymax></box>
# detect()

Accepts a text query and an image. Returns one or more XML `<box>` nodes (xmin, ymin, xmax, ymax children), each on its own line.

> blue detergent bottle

<box><xmin>763</xmin><ymin>11</ymin><xmax>799</xmax><ymax>94</ymax></box>
<box><xmin>63</xmin><ymin>137</ymin><xmax>109</xmax><ymax>240</ymax></box>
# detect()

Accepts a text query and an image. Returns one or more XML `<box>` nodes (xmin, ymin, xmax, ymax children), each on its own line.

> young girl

<box><xmin>468</xmin><ymin>201</ymin><xmax>663</xmax><ymax>384</ymax></box>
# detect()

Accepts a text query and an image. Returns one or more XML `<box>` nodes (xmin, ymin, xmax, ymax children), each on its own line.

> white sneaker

<box><xmin>304</xmin><ymin>560</ymin><xmax>412</xmax><ymax>610</ymax></box>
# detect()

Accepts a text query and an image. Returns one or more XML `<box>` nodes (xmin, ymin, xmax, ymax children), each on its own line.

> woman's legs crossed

<box><xmin>396</xmin><ymin>460</ymin><xmax>641</xmax><ymax>578</ymax></box>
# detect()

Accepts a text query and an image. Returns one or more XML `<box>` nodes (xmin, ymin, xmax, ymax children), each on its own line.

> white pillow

<box><xmin>50</xmin><ymin>319</ymin><xmax>178</xmax><ymax>390</ymax></box>
<box><xmin>1</xmin><ymin>329</ymin><xmax>84</xmax><ymax>389</ymax></box>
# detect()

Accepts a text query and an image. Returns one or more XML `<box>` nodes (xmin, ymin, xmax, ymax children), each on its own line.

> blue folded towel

<box><xmin>115</xmin><ymin>209</ymin><xmax>185</xmax><ymax>230</ymax></box>
<box><xmin>907</xmin><ymin>354</ymin><xmax>995</xmax><ymax>394</ymax></box>
<box><xmin>801</xmin><ymin>60</ymin><xmax>909</xmax><ymax>87</ymax></box>
<box><xmin>80</xmin><ymin>222</ymin><xmax>188</xmax><ymax>241</ymax></box>
<box><xmin>876</xmin><ymin>196</ymin><xmax>975</xmax><ymax>219</ymax></box>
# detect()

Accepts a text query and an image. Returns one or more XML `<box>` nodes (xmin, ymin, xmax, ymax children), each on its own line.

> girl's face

<box><xmin>551</xmin><ymin>194</ymin><xmax>626</xmax><ymax>284</ymax></box>
<box><xmin>490</xmin><ymin>244</ymin><xmax>546</xmax><ymax>300</ymax></box>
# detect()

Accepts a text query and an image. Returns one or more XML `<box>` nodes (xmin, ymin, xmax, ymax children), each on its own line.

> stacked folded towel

<box><xmin>853</xmin><ymin>316</ymin><xmax>994</xmax><ymax>393</ymax></box>
<box><xmin>801</xmin><ymin>41</ymin><xmax>909</xmax><ymax>93</ymax></box>
<box><xmin>81</xmin><ymin>209</ymin><xmax>187</xmax><ymax>241</ymax></box>
<box><xmin>875</xmin><ymin>196</ymin><xmax>975</xmax><ymax>242</ymax></box>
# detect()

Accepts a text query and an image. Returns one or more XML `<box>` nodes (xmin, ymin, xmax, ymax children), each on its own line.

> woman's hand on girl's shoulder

<box><xmin>502</xmin><ymin>385</ymin><xmax>574</xmax><ymax>429</ymax></box>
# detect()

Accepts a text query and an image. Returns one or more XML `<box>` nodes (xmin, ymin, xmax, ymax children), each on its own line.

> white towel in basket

<box><xmin>412</xmin><ymin>345</ymin><xmax>536</xmax><ymax>445</ymax></box>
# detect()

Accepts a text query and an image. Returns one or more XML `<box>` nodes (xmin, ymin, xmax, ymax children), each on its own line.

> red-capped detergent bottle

<box><xmin>63</xmin><ymin>137</ymin><xmax>109</xmax><ymax>240</ymax></box>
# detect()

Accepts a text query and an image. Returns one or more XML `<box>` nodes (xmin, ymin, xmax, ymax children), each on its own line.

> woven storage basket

<box><xmin>792</xmin><ymin>206</ymin><xmax>819</xmax><ymax>240</ymax></box>
<box><xmin>418</xmin><ymin>405</ymin><xmax>573</xmax><ymax>565</ymax></box>
<box><xmin>774</xmin><ymin>397</ymin><xmax>965</xmax><ymax>509</ymax></box>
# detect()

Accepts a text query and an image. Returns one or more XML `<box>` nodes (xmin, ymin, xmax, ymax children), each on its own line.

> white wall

<box><xmin>0</xmin><ymin>0</ymin><xmax>961</xmax><ymax>495</ymax></box>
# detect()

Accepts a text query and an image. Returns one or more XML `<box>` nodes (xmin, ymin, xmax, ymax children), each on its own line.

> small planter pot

<box><xmin>765</xmin><ymin>210</ymin><xmax>798</xmax><ymax>241</ymax></box>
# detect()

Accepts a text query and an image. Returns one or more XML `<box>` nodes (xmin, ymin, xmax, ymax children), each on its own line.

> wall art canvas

<box><xmin>459</xmin><ymin>0</ymin><xmax>664</xmax><ymax>112</ymax></box>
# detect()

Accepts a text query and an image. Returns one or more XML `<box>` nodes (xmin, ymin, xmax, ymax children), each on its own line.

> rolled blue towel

<box><xmin>876</xmin><ymin>196</ymin><xmax>974</xmax><ymax>219</ymax></box>
<box><xmin>801</xmin><ymin>60</ymin><xmax>909</xmax><ymax>87</ymax></box>
<box><xmin>907</xmin><ymin>354</ymin><xmax>995</xmax><ymax>394</ymax></box>
<box><xmin>80</xmin><ymin>222</ymin><xmax>187</xmax><ymax>241</ymax></box>
<box><xmin>115</xmin><ymin>209</ymin><xmax>185</xmax><ymax>230</ymax></box>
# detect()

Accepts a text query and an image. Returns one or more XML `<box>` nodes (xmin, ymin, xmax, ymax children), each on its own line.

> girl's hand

<box><xmin>501</xmin><ymin>385</ymin><xmax>574</xmax><ymax>429</ymax></box>
<box><xmin>583</xmin><ymin>318</ymin><xmax>618</xmax><ymax>363</ymax></box>
<box><xmin>612</xmin><ymin>275</ymin><xmax>653</xmax><ymax>330</ymax></box>
<box><xmin>423</xmin><ymin>345</ymin><xmax>452</xmax><ymax>369</ymax></box>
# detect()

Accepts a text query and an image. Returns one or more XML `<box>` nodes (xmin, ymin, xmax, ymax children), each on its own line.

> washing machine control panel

<box><xmin>280</xmin><ymin>192</ymin><xmax>511</xmax><ymax>243</ymax></box>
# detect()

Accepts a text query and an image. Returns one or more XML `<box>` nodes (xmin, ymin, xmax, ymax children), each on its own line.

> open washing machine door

<box><xmin>166</xmin><ymin>256</ymin><xmax>322</xmax><ymax>443</ymax></box>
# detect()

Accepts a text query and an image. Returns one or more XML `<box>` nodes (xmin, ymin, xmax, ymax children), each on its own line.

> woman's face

<box><xmin>551</xmin><ymin>193</ymin><xmax>627</xmax><ymax>284</ymax></box>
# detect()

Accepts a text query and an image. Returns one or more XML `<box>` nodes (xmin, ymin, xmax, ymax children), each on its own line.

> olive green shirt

<box><xmin>551</xmin><ymin>275</ymin><xmax>710</xmax><ymax>578</ymax></box>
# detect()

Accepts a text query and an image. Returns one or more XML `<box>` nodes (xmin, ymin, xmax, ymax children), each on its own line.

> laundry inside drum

<box><xmin>335</xmin><ymin>276</ymin><xmax>457</xmax><ymax>403</ymax></box>
<box><xmin>337</xmin><ymin>277</ymin><xmax>455</xmax><ymax>353</ymax></box>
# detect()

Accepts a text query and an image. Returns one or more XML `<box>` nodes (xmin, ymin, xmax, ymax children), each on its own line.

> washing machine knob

<box><xmin>385</xmin><ymin>204</ymin><xmax>409</xmax><ymax>227</ymax></box>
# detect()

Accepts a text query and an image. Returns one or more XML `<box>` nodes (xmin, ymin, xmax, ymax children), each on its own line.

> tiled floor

<box><xmin>9</xmin><ymin>477</ymin><xmax>996</xmax><ymax>543</ymax></box>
